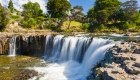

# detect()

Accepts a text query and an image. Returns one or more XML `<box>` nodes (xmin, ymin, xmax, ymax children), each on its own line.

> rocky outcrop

<box><xmin>19</xmin><ymin>35</ymin><xmax>46</xmax><ymax>57</ymax></box>
<box><xmin>0</xmin><ymin>35</ymin><xmax>10</xmax><ymax>55</ymax></box>
<box><xmin>87</xmin><ymin>41</ymin><xmax>140</xmax><ymax>80</ymax></box>
<box><xmin>0</xmin><ymin>33</ymin><xmax>47</xmax><ymax>56</ymax></box>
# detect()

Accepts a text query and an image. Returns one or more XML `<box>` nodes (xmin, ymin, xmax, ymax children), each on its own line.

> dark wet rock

<box><xmin>123</xmin><ymin>34</ymin><xmax>129</xmax><ymax>36</ymax></box>
<box><xmin>133</xmin><ymin>49</ymin><xmax>140</xmax><ymax>54</ymax></box>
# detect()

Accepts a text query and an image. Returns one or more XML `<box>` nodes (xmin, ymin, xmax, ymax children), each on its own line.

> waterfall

<box><xmin>48</xmin><ymin>35</ymin><xmax>63</xmax><ymax>62</ymax></box>
<box><xmin>30</xmin><ymin>35</ymin><xmax>115</xmax><ymax>80</ymax></box>
<box><xmin>8</xmin><ymin>37</ymin><xmax>16</xmax><ymax>56</ymax></box>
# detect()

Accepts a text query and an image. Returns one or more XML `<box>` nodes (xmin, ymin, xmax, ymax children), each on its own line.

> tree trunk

<box><xmin>68</xmin><ymin>17</ymin><xmax>72</xmax><ymax>29</ymax></box>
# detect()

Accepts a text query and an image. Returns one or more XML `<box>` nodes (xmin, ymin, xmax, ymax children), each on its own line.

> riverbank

<box><xmin>88</xmin><ymin>41</ymin><xmax>140</xmax><ymax>80</ymax></box>
<box><xmin>0</xmin><ymin>55</ymin><xmax>45</xmax><ymax>80</ymax></box>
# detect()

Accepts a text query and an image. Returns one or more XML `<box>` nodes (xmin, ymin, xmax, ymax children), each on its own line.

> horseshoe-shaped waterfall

<box><xmin>8</xmin><ymin>35</ymin><xmax>115</xmax><ymax>80</ymax></box>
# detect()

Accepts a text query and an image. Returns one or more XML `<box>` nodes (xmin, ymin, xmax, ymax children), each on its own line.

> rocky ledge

<box><xmin>88</xmin><ymin>41</ymin><xmax>140</xmax><ymax>80</ymax></box>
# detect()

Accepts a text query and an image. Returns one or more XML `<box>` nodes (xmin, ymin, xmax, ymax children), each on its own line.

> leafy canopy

<box><xmin>8</xmin><ymin>0</ymin><xmax>14</xmax><ymax>13</ymax></box>
<box><xmin>47</xmin><ymin>0</ymin><xmax>71</xmax><ymax>18</ymax></box>
<box><xmin>0</xmin><ymin>3</ymin><xmax>10</xmax><ymax>26</ymax></box>
<box><xmin>91</xmin><ymin>0</ymin><xmax>121</xmax><ymax>24</ymax></box>
<box><xmin>22</xmin><ymin>1</ymin><xmax>43</xmax><ymax>20</ymax></box>
<box><xmin>122</xmin><ymin>0</ymin><xmax>139</xmax><ymax>21</ymax></box>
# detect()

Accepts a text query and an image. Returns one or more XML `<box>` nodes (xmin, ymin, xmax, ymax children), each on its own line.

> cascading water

<box><xmin>29</xmin><ymin>35</ymin><xmax>115</xmax><ymax>80</ymax></box>
<box><xmin>8</xmin><ymin>37</ymin><xmax>16</xmax><ymax>56</ymax></box>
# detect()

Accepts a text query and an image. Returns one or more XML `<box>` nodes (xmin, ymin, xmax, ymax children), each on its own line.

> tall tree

<box><xmin>94</xmin><ymin>0</ymin><xmax>121</xmax><ymax>24</ymax></box>
<box><xmin>68</xmin><ymin>5</ymin><xmax>84</xmax><ymax>29</ymax></box>
<box><xmin>8</xmin><ymin>0</ymin><xmax>14</xmax><ymax>13</ymax></box>
<box><xmin>47</xmin><ymin>0</ymin><xmax>71</xmax><ymax>19</ymax></box>
<box><xmin>22</xmin><ymin>1</ymin><xmax>43</xmax><ymax>20</ymax></box>
<box><xmin>122</xmin><ymin>0</ymin><xmax>139</xmax><ymax>22</ymax></box>
<box><xmin>87</xmin><ymin>7</ymin><xmax>96</xmax><ymax>24</ymax></box>
<box><xmin>0</xmin><ymin>3</ymin><xmax>10</xmax><ymax>27</ymax></box>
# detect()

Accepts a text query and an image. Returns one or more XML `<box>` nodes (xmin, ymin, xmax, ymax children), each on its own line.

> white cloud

<box><xmin>0</xmin><ymin>0</ymin><xmax>47</xmax><ymax>13</ymax></box>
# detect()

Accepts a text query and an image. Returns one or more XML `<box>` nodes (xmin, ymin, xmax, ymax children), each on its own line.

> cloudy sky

<box><xmin>0</xmin><ymin>0</ymin><xmax>140</xmax><ymax>14</ymax></box>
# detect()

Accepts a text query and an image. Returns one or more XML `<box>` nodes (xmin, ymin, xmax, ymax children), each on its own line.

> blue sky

<box><xmin>0</xmin><ymin>0</ymin><xmax>139</xmax><ymax>14</ymax></box>
<box><xmin>69</xmin><ymin>0</ymin><xmax>140</xmax><ymax>14</ymax></box>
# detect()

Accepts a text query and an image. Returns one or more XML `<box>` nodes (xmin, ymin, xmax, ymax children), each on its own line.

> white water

<box><xmin>109</xmin><ymin>33</ymin><xmax>125</xmax><ymax>37</ymax></box>
<box><xmin>8</xmin><ymin>37</ymin><xmax>16</xmax><ymax>56</ymax></box>
<box><xmin>29</xmin><ymin>35</ymin><xmax>115</xmax><ymax>80</ymax></box>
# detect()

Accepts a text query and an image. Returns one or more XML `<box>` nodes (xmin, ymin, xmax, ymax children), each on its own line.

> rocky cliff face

<box><xmin>0</xmin><ymin>33</ymin><xmax>46</xmax><ymax>56</ymax></box>
<box><xmin>88</xmin><ymin>41</ymin><xmax>140</xmax><ymax>80</ymax></box>
<box><xmin>19</xmin><ymin>35</ymin><xmax>46</xmax><ymax>57</ymax></box>
<box><xmin>0</xmin><ymin>37</ymin><xmax>9</xmax><ymax>55</ymax></box>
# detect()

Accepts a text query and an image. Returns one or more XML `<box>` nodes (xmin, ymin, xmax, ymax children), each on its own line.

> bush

<box><xmin>81</xmin><ymin>23</ymin><xmax>89</xmax><ymax>30</ymax></box>
<box><xmin>98</xmin><ymin>24</ymin><xmax>107</xmax><ymax>30</ymax></box>
<box><xmin>11</xmin><ymin>15</ymin><xmax>20</xmax><ymax>20</ymax></box>
<box><xmin>2</xmin><ymin>19</ymin><xmax>9</xmax><ymax>26</ymax></box>
<box><xmin>22</xmin><ymin>18</ymin><xmax>36</xmax><ymax>28</ymax></box>
<box><xmin>122</xmin><ymin>21</ymin><xmax>130</xmax><ymax>29</ymax></box>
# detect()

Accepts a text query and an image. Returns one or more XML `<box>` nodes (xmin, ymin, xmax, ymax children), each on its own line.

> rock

<box><xmin>133</xmin><ymin>49</ymin><xmax>140</xmax><ymax>54</ymax></box>
<box><xmin>13</xmin><ymin>69</ymin><xmax>38</xmax><ymax>80</ymax></box>
<box><xmin>88</xmin><ymin>42</ymin><xmax>140</xmax><ymax>80</ymax></box>
<box><xmin>128</xmin><ymin>67</ymin><xmax>140</xmax><ymax>74</ymax></box>
<box><xmin>123</xmin><ymin>34</ymin><xmax>129</xmax><ymax>36</ymax></box>
<box><xmin>133</xmin><ymin>62</ymin><xmax>140</xmax><ymax>68</ymax></box>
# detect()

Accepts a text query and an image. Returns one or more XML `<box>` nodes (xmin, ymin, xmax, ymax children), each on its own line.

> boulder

<box><xmin>133</xmin><ymin>49</ymin><xmax>140</xmax><ymax>54</ymax></box>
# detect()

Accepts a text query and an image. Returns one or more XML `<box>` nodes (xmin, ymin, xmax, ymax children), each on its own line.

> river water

<box><xmin>1</xmin><ymin>33</ymin><xmax>140</xmax><ymax>80</ymax></box>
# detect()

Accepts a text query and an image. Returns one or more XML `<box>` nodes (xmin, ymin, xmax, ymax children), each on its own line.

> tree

<box><xmin>87</xmin><ymin>7</ymin><xmax>95</xmax><ymax>18</ymax></box>
<box><xmin>122</xmin><ymin>0</ymin><xmax>139</xmax><ymax>22</ymax></box>
<box><xmin>68</xmin><ymin>5</ymin><xmax>84</xmax><ymax>29</ymax></box>
<box><xmin>0</xmin><ymin>3</ymin><xmax>10</xmax><ymax>28</ymax></box>
<box><xmin>22</xmin><ymin>1</ymin><xmax>43</xmax><ymax>20</ymax></box>
<box><xmin>94</xmin><ymin>0</ymin><xmax>121</xmax><ymax>24</ymax></box>
<box><xmin>8</xmin><ymin>0</ymin><xmax>14</xmax><ymax>13</ymax></box>
<box><xmin>47</xmin><ymin>0</ymin><xmax>71</xmax><ymax>19</ymax></box>
<box><xmin>87</xmin><ymin>7</ymin><xmax>96</xmax><ymax>25</ymax></box>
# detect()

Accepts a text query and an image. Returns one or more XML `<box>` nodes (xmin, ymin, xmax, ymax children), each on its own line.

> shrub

<box><xmin>2</xmin><ymin>19</ymin><xmax>9</xmax><ymax>26</ymax></box>
<box><xmin>98</xmin><ymin>24</ymin><xmax>107</xmax><ymax>30</ymax></box>
<box><xmin>11</xmin><ymin>15</ymin><xmax>20</xmax><ymax>20</ymax></box>
<box><xmin>122</xmin><ymin>21</ymin><xmax>130</xmax><ymax>29</ymax></box>
<box><xmin>22</xmin><ymin>18</ymin><xmax>36</xmax><ymax>28</ymax></box>
<box><xmin>81</xmin><ymin>23</ymin><xmax>89</xmax><ymax>30</ymax></box>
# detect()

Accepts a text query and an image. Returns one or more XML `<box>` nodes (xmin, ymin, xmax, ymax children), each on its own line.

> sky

<box><xmin>70</xmin><ymin>0</ymin><xmax>140</xmax><ymax>14</ymax></box>
<box><xmin>0</xmin><ymin>0</ymin><xmax>140</xmax><ymax>14</ymax></box>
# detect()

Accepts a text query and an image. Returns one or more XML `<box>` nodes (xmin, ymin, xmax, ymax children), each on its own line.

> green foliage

<box><xmin>122</xmin><ymin>22</ymin><xmax>130</xmax><ymax>29</ymax></box>
<box><xmin>8</xmin><ymin>0</ymin><xmax>14</xmax><ymax>13</ymax></box>
<box><xmin>0</xmin><ymin>3</ymin><xmax>10</xmax><ymax>27</ymax></box>
<box><xmin>47</xmin><ymin>0</ymin><xmax>71</xmax><ymax>19</ymax></box>
<box><xmin>11</xmin><ymin>14</ymin><xmax>20</xmax><ymax>20</ymax></box>
<box><xmin>122</xmin><ymin>0</ymin><xmax>139</xmax><ymax>22</ymax></box>
<box><xmin>88</xmin><ymin>0</ymin><xmax>121</xmax><ymax>24</ymax></box>
<box><xmin>22</xmin><ymin>1</ymin><xmax>43</xmax><ymax>20</ymax></box>
<box><xmin>22</xmin><ymin>18</ymin><xmax>36</xmax><ymax>28</ymax></box>
<box><xmin>70</xmin><ymin>5</ymin><xmax>84</xmax><ymax>20</ymax></box>
<box><xmin>87</xmin><ymin>7</ymin><xmax>95</xmax><ymax>18</ymax></box>
<box><xmin>81</xmin><ymin>23</ymin><xmax>89</xmax><ymax>30</ymax></box>
<box><xmin>98</xmin><ymin>24</ymin><xmax>107</xmax><ymax>30</ymax></box>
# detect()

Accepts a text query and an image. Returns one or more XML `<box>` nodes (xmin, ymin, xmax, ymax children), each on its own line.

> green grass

<box><xmin>62</xmin><ymin>21</ymin><xmax>82</xmax><ymax>28</ymax></box>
